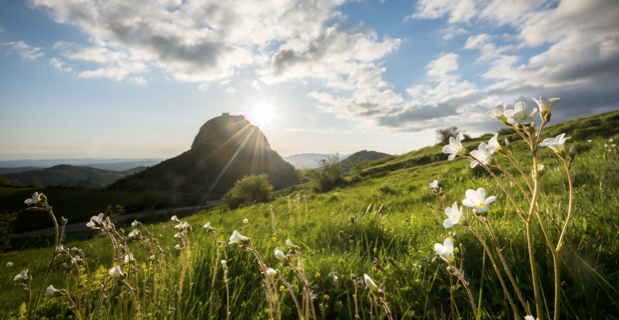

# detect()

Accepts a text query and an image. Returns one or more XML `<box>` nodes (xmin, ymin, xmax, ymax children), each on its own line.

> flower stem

<box><xmin>279</xmin><ymin>277</ymin><xmax>303</xmax><ymax>320</ymax></box>
<box><xmin>31</xmin><ymin>205</ymin><xmax>59</xmax><ymax>320</ymax></box>
<box><xmin>450</xmin><ymin>266</ymin><xmax>478</xmax><ymax>320</ymax></box>
<box><xmin>481</xmin><ymin>218</ymin><xmax>528</xmax><ymax>314</ymax></box>
<box><xmin>466</xmin><ymin>224</ymin><xmax>521</xmax><ymax>316</ymax></box>
<box><xmin>208</xmin><ymin>233</ymin><xmax>220</xmax><ymax>320</ymax></box>
<box><xmin>495</xmin><ymin>162</ymin><xmax>531</xmax><ymax>203</ymax></box>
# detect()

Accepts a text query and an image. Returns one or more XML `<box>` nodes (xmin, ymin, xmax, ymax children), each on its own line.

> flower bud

<box><xmin>569</xmin><ymin>146</ymin><xmax>577</xmax><ymax>160</ymax></box>
<box><xmin>504</xmin><ymin>139</ymin><xmax>513</xmax><ymax>153</ymax></box>
<box><xmin>60</xmin><ymin>217</ymin><xmax>68</xmax><ymax>225</ymax></box>
<box><xmin>542</xmin><ymin>111</ymin><xmax>552</xmax><ymax>123</ymax></box>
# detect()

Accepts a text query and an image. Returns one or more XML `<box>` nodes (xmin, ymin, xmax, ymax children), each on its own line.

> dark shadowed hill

<box><xmin>0</xmin><ymin>165</ymin><xmax>138</xmax><ymax>188</ymax></box>
<box><xmin>339</xmin><ymin>150</ymin><xmax>391</xmax><ymax>173</ymax></box>
<box><xmin>107</xmin><ymin>113</ymin><xmax>299</xmax><ymax>195</ymax></box>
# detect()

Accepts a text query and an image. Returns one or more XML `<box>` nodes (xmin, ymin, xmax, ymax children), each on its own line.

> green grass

<box><xmin>1</xmin><ymin>110</ymin><xmax>619</xmax><ymax>319</ymax></box>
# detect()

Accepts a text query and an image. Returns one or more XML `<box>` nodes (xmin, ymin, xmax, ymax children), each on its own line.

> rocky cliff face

<box><xmin>108</xmin><ymin>113</ymin><xmax>298</xmax><ymax>194</ymax></box>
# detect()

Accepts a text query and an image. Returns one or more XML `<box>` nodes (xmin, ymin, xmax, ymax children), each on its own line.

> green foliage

<box><xmin>0</xmin><ymin>211</ymin><xmax>18</xmax><ymax>252</ymax></box>
<box><xmin>299</xmin><ymin>154</ymin><xmax>345</xmax><ymax>192</ymax></box>
<box><xmin>222</xmin><ymin>174</ymin><xmax>273</xmax><ymax>209</ymax></box>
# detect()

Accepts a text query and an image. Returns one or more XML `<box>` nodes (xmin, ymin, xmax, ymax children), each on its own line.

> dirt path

<box><xmin>14</xmin><ymin>200</ymin><xmax>222</xmax><ymax>237</ymax></box>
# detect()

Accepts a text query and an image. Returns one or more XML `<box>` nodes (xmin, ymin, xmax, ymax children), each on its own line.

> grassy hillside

<box><xmin>1</xmin><ymin>110</ymin><xmax>619</xmax><ymax>319</ymax></box>
<box><xmin>0</xmin><ymin>165</ymin><xmax>141</xmax><ymax>188</ymax></box>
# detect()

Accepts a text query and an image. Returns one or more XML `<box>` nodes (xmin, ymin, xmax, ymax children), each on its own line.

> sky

<box><xmin>1</xmin><ymin>0</ymin><xmax>618</xmax><ymax>160</ymax></box>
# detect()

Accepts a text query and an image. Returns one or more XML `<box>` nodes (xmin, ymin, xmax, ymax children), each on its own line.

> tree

<box><xmin>436</xmin><ymin>127</ymin><xmax>470</xmax><ymax>145</ymax></box>
<box><xmin>222</xmin><ymin>174</ymin><xmax>273</xmax><ymax>209</ymax></box>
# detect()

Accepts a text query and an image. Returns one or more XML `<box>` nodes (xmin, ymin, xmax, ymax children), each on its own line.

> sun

<box><xmin>248</xmin><ymin>102</ymin><xmax>277</xmax><ymax>128</ymax></box>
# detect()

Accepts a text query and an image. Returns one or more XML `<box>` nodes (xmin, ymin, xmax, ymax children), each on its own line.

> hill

<box><xmin>0</xmin><ymin>165</ymin><xmax>143</xmax><ymax>188</ymax></box>
<box><xmin>0</xmin><ymin>167</ymin><xmax>42</xmax><ymax>175</ymax></box>
<box><xmin>283</xmin><ymin>153</ymin><xmax>351</xmax><ymax>169</ymax></box>
<box><xmin>107</xmin><ymin>113</ymin><xmax>299</xmax><ymax>196</ymax></box>
<box><xmin>338</xmin><ymin>150</ymin><xmax>391</xmax><ymax>173</ymax></box>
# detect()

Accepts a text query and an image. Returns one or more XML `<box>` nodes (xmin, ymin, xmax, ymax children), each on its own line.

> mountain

<box><xmin>0</xmin><ymin>167</ymin><xmax>43</xmax><ymax>175</ymax></box>
<box><xmin>339</xmin><ymin>150</ymin><xmax>391</xmax><ymax>173</ymax></box>
<box><xmin>0</xmin><ymin>158</ymin><xmax>163</xmax><ymax>170</ymax></box>
<box><xmin>284</xmin><ymin>153</ymin><xmax>351</xmax><ymax>169</ymax></box>
<box><xmin>107</xmin><ymin>113</ymin><xmax>299</xmax><ymax>195</ymax></box>
<box><xmin>0</xmin><ymin>165</ymin><xmax>143</xmax><ymax>188</ymax></box>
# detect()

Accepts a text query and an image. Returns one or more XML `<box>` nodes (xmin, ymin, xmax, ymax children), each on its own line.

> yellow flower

<box><xmin>279</xmin><ymin>286</ymin><xmax>286</xmax><ymax>292</ymax></box>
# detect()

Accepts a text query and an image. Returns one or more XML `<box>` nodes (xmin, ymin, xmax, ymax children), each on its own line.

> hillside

<box><xmin>107</xmin><ymin>113</ymin><xmax>299</xmax><ymax>195</ymax></box>
<box><xmin>339</xmin><ymin>150</ymin><xmax>391</xmax><ymax>173</ymax></box>
<box><xmin>2</xmin><ymin>110</ymin><xmax>619</xmax><ymax>320</ymax></box>
<box><xmin>0</xmin><ymin>164</ymin><xmax>143</xmax><ymax>188</ymax></box>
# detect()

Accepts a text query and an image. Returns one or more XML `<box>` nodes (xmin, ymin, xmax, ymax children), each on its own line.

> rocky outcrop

<box><xmin>107</xmin><ymin>113</ymin><xmax>298</xmax><ymax>195</ymax></box>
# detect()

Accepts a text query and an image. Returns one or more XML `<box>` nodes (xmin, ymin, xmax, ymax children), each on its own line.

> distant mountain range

<box><xmin>0</xmin><ymin>165</ymin><xmax>146</xmax><ymax>188</ymax></box>
<box><xmin>283</xmin><ymin>153</ymin><xmax>351</xmax><ymax>169</ymax></box>
<box><xmin>107</xmin><ymin>113</ymin><xmax>299</xmax><ymax>195</ymax></box>
<box><xmin>0</xmin><ymin>159</ymin><xmax>163</xmax><ymax>171</ymax></box>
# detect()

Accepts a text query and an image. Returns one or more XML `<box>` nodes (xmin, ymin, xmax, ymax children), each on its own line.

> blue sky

<box><xmin>1</xmin><ymin>0</ymin><xmax>618</xmax><ymax>160</ymax></box>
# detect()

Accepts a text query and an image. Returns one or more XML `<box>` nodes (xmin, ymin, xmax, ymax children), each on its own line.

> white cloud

<box><xmin>225</xmin><ymin>86</ymin><xmax>235</xmax><ymax>93</ymax></box>
<box><xmin>49</xmin><ymin>57</ymin><xmax>72</xmax><ymax>72</ymax></box>
<box><xmin>410</xmin><ymin>0</ymin><xmax>477</xmax><ymax>23</ymax></box>
<box><xmin>252</xmin><ymin>80</ymin><xmax>262</xmax><ymax>90</ymax></box>
<box><xmin>4</xmin><ymin>41</ymin><xmax>44</xmax><ymax>60</ymax></box>
<box><xmin>29</xmin><ymin>0</ymin><xmax>398</xmax><ymax>89</ymax></box>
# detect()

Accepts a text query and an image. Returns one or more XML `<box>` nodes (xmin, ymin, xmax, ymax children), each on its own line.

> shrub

<box><xmin>299</xmin><ymin>154</ymin><xmax>345</xmax><ymax>192</ymax></box>
<box><xmin>222</xmin><ymin>174</ymin><xmax>273</xmax><ymax>209</ymax></box>
<box><xmin>436</xmin><ymin>126</ymin><xmax>470</xmax><ymax>145</ymax></box>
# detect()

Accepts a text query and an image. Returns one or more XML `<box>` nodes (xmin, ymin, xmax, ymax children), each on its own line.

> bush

<box><xmin>222</xmin><ymin>174</ymin><xmax>273</xmax><ymax>209</ymax></box>
<box><xmin>299</xmin><ymin>154</ymin><xmax>345</xmax><ymax>192</ymax></box>
<box><xmin>436</xmin><ymin>126</ymin><xmax>470</xmax><ymax>145</ymax></box>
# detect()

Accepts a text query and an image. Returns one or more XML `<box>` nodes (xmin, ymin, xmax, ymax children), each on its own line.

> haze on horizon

<box><xmin>1</xmin><ymin>0</ymin><xmax>618</xmax><ymax>161</ymax></box>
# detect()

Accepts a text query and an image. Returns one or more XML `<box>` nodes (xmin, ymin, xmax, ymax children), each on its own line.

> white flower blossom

<box><xmin>463</xmin><ymin>188</ymin><xmax>496</xmax><ymax>212</ymax></box>
<box><xmin>175</xmin><ymin>244</ymin><xmax>182</xmax><ymax>250</ymax></box>
<box><xmin>469</xmin><ymin>142</ymin><xmax>495</xmax><ymax>168</ymax></box>
<box><xmin>504</xmin><ymin>102</ymin><xmax>538</xmax><ymax>125</ymax></box>
<box><xmin>285</xmin><ymin>239</ymin><xmax>295</xmax><ymax>248</ymax></box>
<box><xmin>488</xmin><ymin>133</ymin><xmax>501</xmax><ymax>150</ymax></box>
<box><xmin>486</xmin><ymin>105</ymin><xmax>507</xmax><ymax>123</ymax></box>
<box><xmin>14</xmin><ymin>269</ymin><xmax>28</xmax><ymax>281</ymax></box>
<box><xmin>131</xmin><ymin>220</ymin><xmax>139</xmax><ymax>227</ymax></box>
<box><xmin>45</xmin><ymin>285</ymin><xmax>59</xmax><ymax>296</ymax></box>
<box><xmin>532</xmin><ymin>96</ymin><xmax>560</xmax><ymax>114</ymax></box>
<box><xmin>175</xmin><ymin>222</ymin><xmax>189</xmax><ymax>229</ymax></box>
<box><xmin>109</xmin><ymin>265</ymin><xmax>123</xmax><ymax>278</ymax></box>
<box><xmin>150</xmin><ymin>255</ymin><xmax>156</xmax><ymax>261</ymax></box>
<box><xmin>266</xmin><ymin>268</ymin><xmax>278</xmax><ymax>277</ymax></box>
<box><xmin>86</xmin><ymin>213</ymin><xmax>105</xmax><ymax>229</ymax></box>
<box><xmin>228</xmin><ymin>230</ymin><xmax>249</xmax><ymax>245</ymax></box>
<box><xmin>6</xmin><ymin>262</ymin><xmax>13</xmax><ymax>267</ymax></box>
<box><xmin>434</xmin><ymin>238</ymin><xmax>455</xmax><ymax>264</ymax></box>
<box><xmin>128</xmin><ymin>229</ymin><xmax>140</xmax><ymax>239</ymax></box>
<box><xmin>221</xmin><ymin>260</ymin><xmax>227</xmax><ymax>267</ymax></box>
<box><xmin>524</xmin><ymin>316</ymin><xmax>538</xmax><ymax>320</ymax></box>
<box><xmin>274</xmin><ymin>249</ymin><xmax>286</xmax><ymax>260</ymax></box>
<box><xmin>540</xmin><ymin>133</ymin><xmax>571</xmax><ymax>154</ymax></box>
<box><xmin>443</xmin><ymin>202</ymin><xmax>463</xmax><ymax>229</ymax></box>
<box><xmin>428</xmin><ymin>180</ymin><xmax>439</xmax><ymax>189</ymax></box>
<box><xmin>364</xmin><ymin>274</ymin><xmax>377</xmax><ymax>291</ymax></box>
<box><xmin>25</xmin><ymin>192</ymin><xmax>43</xmax><ymax>206</ymax></box>
<box><xmin>442</xmin><ymin>133</ymin><xmax>465</xmax><ymax>161</ymax></box>
<box><xmin>243</xmin><ymin>219</ymin><xmax>249</xmax><ymax>224</ymax></box>
<box><xmin>124</xmin><ymin>254</ymin><xmax>135</xmax><ymax>263</ymax></box>
<box><xmin>171</xmin><ymin>215</ymin><xmax>179</xmax><ymax>223</ymax></box>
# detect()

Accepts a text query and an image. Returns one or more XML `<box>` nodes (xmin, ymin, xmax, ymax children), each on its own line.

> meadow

<box><xmin>2</xmin><ymin>109</ymin><xmax>619</xmax><ymax>319</ymax></box>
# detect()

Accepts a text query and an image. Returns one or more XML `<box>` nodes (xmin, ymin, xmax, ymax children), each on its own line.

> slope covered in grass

<box><xmin>2</xmin><ymin>110</ymin><xmax>619</xmax><ymax>319</ymax></box>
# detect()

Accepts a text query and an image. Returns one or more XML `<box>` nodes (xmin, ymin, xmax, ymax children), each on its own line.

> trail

<box><xmin>14</xmin><ymin>200</ymin><xmax>222</xmax><ymax>237</ymax></box>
